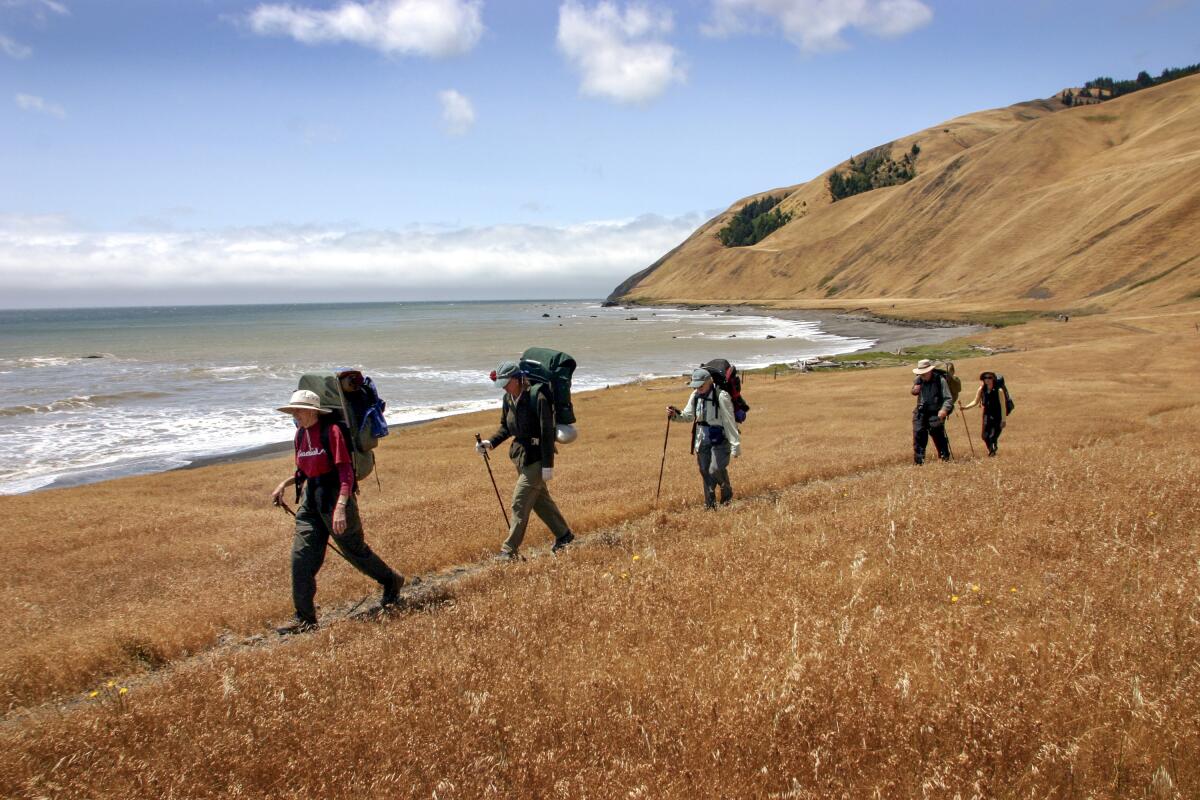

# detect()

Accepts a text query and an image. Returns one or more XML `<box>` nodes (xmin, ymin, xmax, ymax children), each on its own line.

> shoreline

<box><xmin>621</xmin><ymin>302</ymin><xmax>988</xmax><ymax>354</ymax></box>
<box><xmin>176</xmin><ymin>305</ymin><xmax>982</xmax><ymax>474</ymax></box>
<box><xmin>27</xmin><ymin>303</ymin><xmax>982</xmax><ymax>492</ymax></box>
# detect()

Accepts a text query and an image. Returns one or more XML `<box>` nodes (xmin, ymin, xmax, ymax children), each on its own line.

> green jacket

<box><xmin>488</xmin><ymin>388</ymin><xmax>556</xmax><ymax>469</ymax></box>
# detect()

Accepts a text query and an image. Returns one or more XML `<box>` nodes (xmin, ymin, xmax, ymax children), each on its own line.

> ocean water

<box><xmin>0</xmin><ymin>301</ymin><xmax>874</xmax><ymax>494</ymax></box>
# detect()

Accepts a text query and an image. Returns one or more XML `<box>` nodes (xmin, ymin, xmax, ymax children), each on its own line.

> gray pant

<box><xmin>502</xmin><ymin>460</ymin><xmax>572</xmax><ymax>555</ymax></box>
<box><xmin>697</xmin><ymin>441</ymin><xmax>733</xmax><ymax>508</ymax></box>
<box><xmin>291</xmin><ymin>478</ymin><xmax>395</xmax><ymax>624</ymax></box>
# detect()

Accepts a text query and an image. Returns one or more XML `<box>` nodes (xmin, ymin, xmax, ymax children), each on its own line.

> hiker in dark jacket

<box><xmin>911</xmin><ymin>359</ymin><xmax>953</xmax><ymax>464</ymax></box>
<box><xmin>667</xmin><ymin>368</ymin><xmax>741</xmax><ymax>508</ymax></box>
<box><xmin>961</xmin><ymin>371</ymin><xmax>1009</xmax><ymax>456</ymax></box>
<box><xmin>270</xmin><ymin>389</ymin><xmax>405</xmax><ymax>634</ymax></box>
<box><xmin>476</xmin><ymin>361</ymin><xmax>574</xmax><ymax>560</ymax></box>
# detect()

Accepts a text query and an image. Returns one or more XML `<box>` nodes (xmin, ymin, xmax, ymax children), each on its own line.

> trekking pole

<box><xmin>476</xmin><ymin>434</ymin><xmax>510</xmax><ymax>530</ymax></box>
<box><xmin>654</xmin><ymin>412</ymin><xmax>672</xmax><ymax>505</ymax></box>
<box><xmin>958</xmin><ymin>406</ymin><xmax>977</xmax><ymax>457</ymax></box>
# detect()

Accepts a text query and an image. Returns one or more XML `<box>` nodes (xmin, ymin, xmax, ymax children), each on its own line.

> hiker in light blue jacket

<box><xmin>667</xmin><ymin>368</ymin><xmax>741</xmax><ymax>509</ymax></box>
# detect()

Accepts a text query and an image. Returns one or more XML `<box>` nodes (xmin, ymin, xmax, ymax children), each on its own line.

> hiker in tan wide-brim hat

<box><xmin>276</xmin><ymin>389</ymin><xmax>332</xmax><ymax>416</ymax></box>
<box><xmin>910</xmin><ymin>360</ymin><xmax>954</xmax><ymax>464</ymax></box>
<box><xmin>269</xmin><ymin>387</ymin><xmax>406</xmax><ymax>635</ymax></box>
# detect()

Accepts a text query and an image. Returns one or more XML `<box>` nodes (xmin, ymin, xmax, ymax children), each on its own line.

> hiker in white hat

<box><xmin>666</xmin><ymin>366</ymin><xmax>741</xmax><ymax>508</ymax></box>
<box><xmin>910</xmin><ymin>359</ymin><xmax>954</xmax><ymax>464</ymax></box>
<box><xmin>269</xmin><ymin>389</ymin><xmax>406</xmax><ymax>634</ymax></box>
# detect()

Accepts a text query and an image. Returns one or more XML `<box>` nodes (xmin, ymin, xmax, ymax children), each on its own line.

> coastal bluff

<box><xmin>609</xmin><ymin>73</ymin><xmax>1200</xmax><ymax>320</ymax></box>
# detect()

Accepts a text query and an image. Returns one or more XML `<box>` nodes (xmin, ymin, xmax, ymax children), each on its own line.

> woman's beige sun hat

<box><xmin>277</xmin><ymin>389</ymin><xmax>332</xmax><ymax>414</ymax></box>
<box><xmin>912</xmin><ymin>359</ymin><xmax>937</xmax><ymax>375</ymax></box>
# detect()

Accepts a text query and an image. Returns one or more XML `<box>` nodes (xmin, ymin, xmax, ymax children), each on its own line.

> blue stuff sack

<box><xmin>705</xmin><ymin>425</ymin><xmax>726</xmax><ymax>445</ymax></box>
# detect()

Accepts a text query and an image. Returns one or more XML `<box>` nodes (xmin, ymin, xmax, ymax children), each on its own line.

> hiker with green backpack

<box><xmin>475</xmin><ymin>353</ymin><xmax>576</xmax><ymax>561</ymax></box>
<box><xmin>911</xmin><ymin>358</ymin><xmax>955</xmax><ymax>464</ymax></box>
<box><xmin>269</xmin><ymin>380</ymin><xmax>406</xmax><ymax>634</ymax></box>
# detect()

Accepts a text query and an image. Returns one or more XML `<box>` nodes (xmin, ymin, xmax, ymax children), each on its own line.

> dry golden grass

<box><xmin>618</xmin><ymin>74</ymin><xmax>1200</xmax><ymax>317</ymax></box>
<box><xmin>1</xmin><ymin>308</ymin><xmax>1198</xmax><ymax>797</ymax></box>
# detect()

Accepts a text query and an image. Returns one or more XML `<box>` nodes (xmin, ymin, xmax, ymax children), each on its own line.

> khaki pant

<box><xmin>502</xmin><ymin>460</ymin><xmax>571</xmax><ymax>555</ymax></box>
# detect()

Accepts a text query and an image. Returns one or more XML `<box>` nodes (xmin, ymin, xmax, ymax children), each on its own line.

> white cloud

<box><xmin>704</xmin><ymin>0</ymin><xmax>933</xmax><ymax>52</ymax></box>
<box><xmin>36</xmin><ymin>0</ymin><xmax>70</xmax><ymax>15</ymax></box>
<box><xmin>438</xmin><ymin>89</ymin><xmax>475</xmax><ymax>135</ymax></box>
<box><xmin>1</xmin><ymin>0</ymin><xmax>69</xmax><ymax>17</ymax></box>
<box><xmin>246</xmin><ymin>0</ymin><xmax>483</xmax><ymax>57</ymax></box>
<box><xmin>0</xmin><ymin>213</ymin><xmax>705</xmax><ymax>303</ymax></box>
<box><xmin>0</xmin><ymin>33</ymin><xmax>32</xmax><ymax>58</ymax></box>
<box><xmin>557</xmin><ymin>1</ymin><xmax>685</xmax><ymax>104</ymax></box>
<box><xmin>15</xmin><ymin>92</ymin><xmax>65</xmax><ymax>118</ymax></box>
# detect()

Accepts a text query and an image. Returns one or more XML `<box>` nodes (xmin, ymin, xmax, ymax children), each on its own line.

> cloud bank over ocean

<box><xmin>0</xmin><ymin>212</ymin><xmax>705</xmax><ymax>307</ymax></box>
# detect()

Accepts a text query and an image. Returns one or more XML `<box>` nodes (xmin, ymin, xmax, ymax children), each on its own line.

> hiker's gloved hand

<box><xmin>666</xmin><ymin>405</ymin><xmax>678</xmax><ymax>419</ymax></box>
<box><xmin>732</xmin><ymin>445</ymin><xmax>741</xmax><ymax>458</ymax></box>
<box><xmin>475</xmin><ymin>440</ymin><xmax>493</xmax><ymax>455</ymax></box>
<box><xmin>542</xmin><ymin>467</ymin><xmax>554</xmax><ymax>482</ymax></box>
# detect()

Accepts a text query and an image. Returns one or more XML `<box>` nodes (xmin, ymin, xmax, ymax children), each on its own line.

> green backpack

<box><xmin>934</xmin><ymin>361</ymin><xmax>963</xmax><ymax>405</ymax></box>
<box><xmin>297</xmin><ymin>370</ymin><xmax>379</xmax><ymax>481</ymax></box>
<box><xmin>518</xmin><ymin>347</ymin><xmax>577</xmax><ymax>426</ymax></box>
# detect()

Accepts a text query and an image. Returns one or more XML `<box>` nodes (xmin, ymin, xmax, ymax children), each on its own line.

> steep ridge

<box><xmin>612</xmin><ymin>75</ymin><xmax>1200</xmax><ymax>318</ymax></box>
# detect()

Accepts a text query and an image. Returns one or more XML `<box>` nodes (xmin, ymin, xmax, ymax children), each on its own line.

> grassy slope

<box><xmin>1</xmin><ymin>308</ymin><xmax>1198</xmax><ymax>797</ymax></box>
<box><xmin>616</xmin><ymin>75</ymin><xmax>1200</xmax><ymax>319</ymax></box>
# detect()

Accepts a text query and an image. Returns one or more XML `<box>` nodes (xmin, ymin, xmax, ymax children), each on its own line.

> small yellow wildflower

<box><xmin>632</xmin><ymin>555</ymin><xmax>641</xmax><ymax>562</ymax></box>
<box><xmin>621</xmin><ymin>572</ymin><xmax>629</xmax><ymax>580</ymax></box>
<box><xmin>106</xmin><ymin>680</ymin><xmax>115</xmax><ymax>688</ymax></box>
<box><xmin>1148</xmin><ymin>511</ymin><xmax>1156</xmax><ymax>518</ymax></box>
<box><xmin>951</xmin><ymin>595</ymin><xmax>959</xmax><ymax>603</ymax></box>
<box><xmin>88</xmin><ymin>690</ymin><xmax>99</xmax><ymax>698</ymax></box>
<box><xmin>119</xmin><ymin>687</ymin><xmax>128</xmax><ymax>696</ymax></box>
<box><xmin>1010</xmin><ymin>586</ymin><xmax>1017</xmax><ymax>593</ymax></box>
<box><xmin>971</xmin><ymin>585</ymin><xmax>980</xmax><ymax>593</ymax></box>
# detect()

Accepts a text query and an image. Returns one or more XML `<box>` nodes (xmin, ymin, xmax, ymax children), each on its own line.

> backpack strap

<box><xmin>321</xmin><ymin>421</ymin><xmax>359</xmax><ymax>495</ymax></box>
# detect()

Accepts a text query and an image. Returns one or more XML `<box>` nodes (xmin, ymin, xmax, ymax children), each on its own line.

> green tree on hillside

<box><xmin>1082</xmin><ymin>63</ymin><xmax>1199</xmax><ymax>100</ymax></box>
<box><xmin>828</xmin><ymin>145</ymin><xmax>919</xmax><ymax>202</ymax></box>
<box><xmin>716</xmin><ymin>195</ymin><xmax>793</xmax><ymax>247</ymax></box>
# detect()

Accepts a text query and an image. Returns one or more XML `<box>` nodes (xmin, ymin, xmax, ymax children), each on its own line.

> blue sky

<box><xmin>1</xmin><ymin>0</ymin><xmax>1197</xmax><ymax>306</ymax></box>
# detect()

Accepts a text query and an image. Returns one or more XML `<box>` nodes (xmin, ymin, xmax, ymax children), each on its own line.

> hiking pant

<box><xmin>982</xmin><ymin>413</ymin><xmax>1003</xmax><ymax>456</ymax></box>
<box><xmin>697</xmin><ymin>441</ymin><xmax>733</xmax><ymax>508</ymax></box>
<box><xmin>502</xmin><ymin>460</ymin><xmax>572</xmax><ymax>555</ymax></box>
<box><xmin>291</xmin><ymin>477</ymin><xmax>395</xmax><ymax>624</ymax></box>
<box><xmin>913</xmin><ymin>410</ymin><xmax>951</xmax><ymax>464</ymax></box>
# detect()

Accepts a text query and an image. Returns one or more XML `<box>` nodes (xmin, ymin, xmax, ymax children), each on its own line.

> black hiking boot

<box><xmin>380</xmin><ymin>572</ymin><xmax>405</xmax><ymax>607</ymax></box>
<box><xmin>274</xmin><ymin>617</ymin><xmax>317</xmax><ymax>636</ymax></box>
<box><xmin>494</xmin><ymin>550</ymin><xmax>520</xmax><ymax>563</ymax></box>
<box><xmin>552</xmin><ymin>532</ymin><xmax>575</xmax><ymax>553</ymax></box>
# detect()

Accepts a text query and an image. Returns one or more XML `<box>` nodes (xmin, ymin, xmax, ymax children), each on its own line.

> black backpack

<box><xmin>995</xmin><ymin>374</ymin><xmax>1015</xmax><ymax>415</ymax></box>
<box><xmin>702</xmin><ymin>358</ymin><xmax>750</xmax><ymax>422</ymax></box>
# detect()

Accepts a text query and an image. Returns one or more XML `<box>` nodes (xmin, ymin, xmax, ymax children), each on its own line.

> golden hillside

<box><xmin>612</xmin><ymin>74</ymin><xmax>1200</xmax><ymax>319</ymax></box>
<box><xmin>2</xmin><ymin>309</ymin><xmax>1199</xmax><ymax>797</ymax></box>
